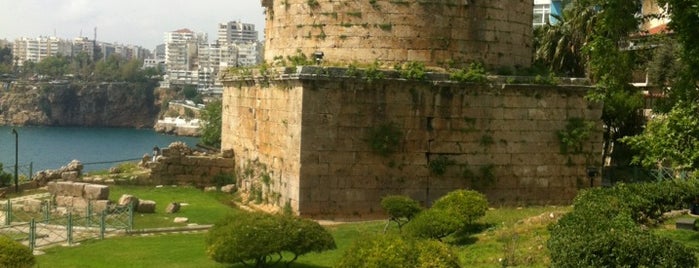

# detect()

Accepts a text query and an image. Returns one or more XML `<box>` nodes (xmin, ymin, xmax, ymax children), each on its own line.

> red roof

<box><xmin>174</xmin><ymin>28</ymin><xmax>194</xmax><ymax>33</ymax></box>
<box><xmin>647</xmin><ymin>23</ymin><xmax>670</xmax><ymax>35</ymax></box>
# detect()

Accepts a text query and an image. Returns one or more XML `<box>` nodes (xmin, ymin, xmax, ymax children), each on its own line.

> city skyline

<box><xmin>0</xmin><ymin>0</ymin><xmax>265</xmax><ymax>50</ymax></box>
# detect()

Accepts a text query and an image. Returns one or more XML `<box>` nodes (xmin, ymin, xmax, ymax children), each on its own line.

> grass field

<box><xmin>35</xmin><ymin>187</ymin><xmax>567</xmax><ymax>268</ymax></box>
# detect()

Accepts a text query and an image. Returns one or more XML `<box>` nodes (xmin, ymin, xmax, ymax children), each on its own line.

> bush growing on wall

<box><xmin>206</xmin><ymin>211</ymin><xmax>336</xmax><ymax>267</ymax></box>
<box><xmin>0</xmin><ymin>235</ymin><xmax>35</xmax><ymax>268</ymax></box>
<box><xmin>548</xmin><ymin>179</ymin><xmax>699</xmax><ymax>267</ymax></box>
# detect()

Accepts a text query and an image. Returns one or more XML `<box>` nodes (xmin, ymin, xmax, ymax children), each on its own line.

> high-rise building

<box><xmin>12</xmin><ymin>36</ymin><xmax>72</xmax><ymax>66</ymax></box>
<box><xmin>217</xmin><ymin>21</ymin><xmax>258</xmax><ymax>46</ymax></box>
<box><xmin>533</xmin><ymin>0</ymin><xmax>568</xmax><ymax>27</ymax></box>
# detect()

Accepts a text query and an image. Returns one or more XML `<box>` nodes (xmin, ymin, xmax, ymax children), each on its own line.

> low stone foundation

<box><xmin>147</xmin><ymin>142</ymin><xmax>235</xmax><ymax>187</ymax></box>
<box><xmin>47</xmin><ymin>181</ymin><xmax>110</xmax><ymax>215</ymax></box>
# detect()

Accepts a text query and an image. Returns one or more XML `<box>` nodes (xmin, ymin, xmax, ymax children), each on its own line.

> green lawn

<box><xmin>36</xmin><ymin>201</ymin><xmax>567</xmax><ymax>268</ymax></box>
<box><xmin>108</xmin><ymin>185</ymin><xmax>237</xmax><ymax>229</ymax></box>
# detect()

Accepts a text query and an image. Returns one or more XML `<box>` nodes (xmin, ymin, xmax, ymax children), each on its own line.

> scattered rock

<box><xmin>137</xmin><ymin>200</ymin><xmax>156</xmax><ymax>213</ymax></box>
<box><xmin>165</xmin><ymin>202</ymin><xmax>181</xmax><ymax>213</ymax></box>
<box><xmin>118</xmin><ymin>194</ymin><xmax>140</xmax><ymax>208</ymax></box>
<box><xmin>204</xmin><ymin>186</ymin><xmax>217</xmax><ymax>192</ymax></box>
<box><xmin>221</xmin><ymin>184</ymin><xmax>237</xmax><ymax>193</ymax></box>
<box><xmin>173</xmin><ymin>217</ymin><xmax>188</xmax><ymax>223</ymax></box>
<box><xmin>109</xmin><ymin>167</ymin><xmax>121</xmax><ymax>174</ymax></box>
<box><xmin>23</xmin><ymin>199</ymin><xmax>43</xmax><ymax>213</ymax></box>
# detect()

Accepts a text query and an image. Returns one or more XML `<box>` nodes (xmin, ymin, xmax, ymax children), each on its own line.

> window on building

<box><xmin>533</xmin><ymin>4</ymin><xmax>551</xmax><ymax>27</ymax></box>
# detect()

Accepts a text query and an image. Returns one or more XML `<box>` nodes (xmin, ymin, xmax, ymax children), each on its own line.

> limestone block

<box><xmin>221</xmin><ymin>184</ymin><xmax>237</xmax><ymax>193</ymax></box>
<box><xmin>55</xmin><ymin>195</ymin><xmax>74</xmax><ymax>207</ymax></box>
<box><xmin>56</xmin><ymin>181</ymin><xmax>73</xmax><ymax>196</ymax></box>
<box><xmin>118</xmin><ymin>194</ymin><xmax>140</xmax><ymax>208</ymax></box>
<box><xmin>73</xmin><ymin>198</ymin><xmax>88</xmax><ymax>211</ymax></box>
<box><xmin>137</xmin><ymin>200</ymin><xmax>156</xmax><ymax>213</ymax></box>
<box><xmin>84</xmin><ymin>184</ymin><xmax>109</xmax><ymax>200</ymax></box>
<box><xmin>91</xmin><ymin>200</ymin><xmax>109</xmax><ymax>213</ymax></box>
<box><xmin>68</xmin><ymin>182</ymin><xmax>87</xmax><ymax>197</ymax></box>
<box><xmin>204</xmin><ymin>186</ymin><xmax>217</xmax><ymax>192</ymax></box>
<box><xmin>47</xmin><ymin>181</ymin><xmax>57</xmax><ymax>195</ymax></box>
<box><xmin>173</xmin><ymin>217</ymin><xmax>188</xmax><ymax>223</ymax></box>
<box><xmin>62</xmin><ymin>171</ymin><xmax>80</xmax><ymax>181</ymax></box>
<box><xmin>165</xmin><ymin>202</ymin><xmax>181</xmax><ymax>214</ymax></box>
<box><xmin>23</xmin><ymin>199</ymin><xmax>42</xmax><ymax>213</ymax></box>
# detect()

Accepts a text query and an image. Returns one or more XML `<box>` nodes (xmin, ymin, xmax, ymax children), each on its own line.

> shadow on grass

<box><xmin>227</xmin><ymin>262</ymin><xmax>330</xmax><ymax>268</ymax></box>
<box><xmin>450</xmin><ymin>222</ymin><xmax>496</xmax><ymax>246</ymax></box>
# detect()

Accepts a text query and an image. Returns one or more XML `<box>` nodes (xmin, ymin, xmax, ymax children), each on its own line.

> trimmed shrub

<box><xmin>337</xmin><ymin>234</ymin><xmax>459</xmax><ymax>268</ymax></box>
<box><xmin>431</xmin><ymin>189</ymin><xmax>488</xmax><ymax>224</ymax></box>
<box><xmin>381</xmin><ymin>195</ymin><xmax>422</xmax><ymax>229</ymax></box>
<box><xmin>548</xmin><ymin>179</ymin><xmax>699</xmax><ymax>267</ymax></box>
<box><xmin>281</xmin><ymin>216</ymin><xmax>337</xmax><ymax>264</ymax></box>
<box><xmin>0</xmin><ymin>235</ymin><xmax>35</xmax><ymax>268</ymax></box>
<box><xmin>206</xmin><ymin>211</ymin><xmax>336</xmax><ymax>267</ymax></box>
<box><xmin>404</xmin><ymin>209</ymin><xmax>464</xmax><ymax>240</ymax></box>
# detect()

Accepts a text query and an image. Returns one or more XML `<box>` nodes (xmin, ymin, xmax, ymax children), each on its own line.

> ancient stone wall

<box><xmin>148</xmin><ymin>143</ymin><xmax>235</xmax><ymax>187</ymax></box>
<box><xmin>222</xmin><ymin>67</ymin><xmax>603</xmax><ymax>219</ymax></box>
<box><xmin>262</xmin><ymin>0</ymin><xmax>533</xmax><ymax>68</ymax></box>
<box><xmin>47</xmin><ymin>181</ymin><xmax>110</xmax><ymax>215</ymax></box>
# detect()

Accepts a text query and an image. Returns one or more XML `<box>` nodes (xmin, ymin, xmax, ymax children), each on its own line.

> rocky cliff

<box><xmin>0</xmin><ymin>81</ymin><xmax>158</xmax><ymax>128</ymax></box>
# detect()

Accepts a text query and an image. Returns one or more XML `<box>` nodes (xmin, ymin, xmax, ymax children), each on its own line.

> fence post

<box><xmin>128</xmin><ymin>202</ymin><xmax>134</xmax><ymax>231</ymax></box>
<box><xmin>87</xmin><ymin>201</ymin><xmax>92</xmax><ymax>227</ymax></box>
<box><xmin>28</xmin><ymin>162</ymin><xmax>32</xmax><ymax>181</ymax></box>
<box><xmin>100</xmin><ymin>210</ymin><xmax>106</xmax><ymax>240</ymax></box>
<box><xmin>43</xmin><ymin>201</ymin><xmax>49</xmax><ymax>223</ymax></box>
<box><xmin>29</xmin><ymin>218</ymin><xmax>35</xmax><ymax>251</ymax></box>
<box><xmin>6</xmin><ymin>200</ymin><xmax>11</xmax><ymax>225</ymax></box>
<box><xmin>67</xmin><ymin>212</ymin><xmax>73</xmax><ymax>245</ymax></box>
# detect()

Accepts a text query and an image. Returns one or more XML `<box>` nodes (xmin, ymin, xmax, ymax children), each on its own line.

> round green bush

<box><xmin>431</xmin><ymin>189</ymin><xmax>488</xmax><ymax>224</ymax></box>
<box><xmin>206</xmin><ymin>211</ymin><xmax>336</xmax><ymax>267</ymax></box>
<box><xmin>336</xmin><ymin>234</ymin><xmax>459</xmax><ymax>268</ymax></box>
<box><xmin>0</xmin><ymin>235</ymin><xmax>35</xmax><ymax>268</ymax></box>
<box><xmin>404</xmin><ymin>209</ymin><xmax>464</xmax><ymax>240</ymax></box>
<box><xmin>548</xmin><ymin>179</ymin><xmax>699</xmax><ymax>267</ymax></box>
<box><xmin>381</xmin><ymin>195</ymin><xmax>422</xmax><ymax>229</ymax></box>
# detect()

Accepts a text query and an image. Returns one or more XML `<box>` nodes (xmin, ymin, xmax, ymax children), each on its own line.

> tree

<box><xmin>200</xmin><ymin>100</ymin><xmax>222</xmax><ymax>148</ymax></box>
<box><xmin>535</xmin><ymin>2</ymin><xmax>597</xmax><ymax>76</ymax></box>
<box><xmin>206</xmin><ymin>212</ymin><xmax>336</xmax><ymax>267</ymax></box>
<box><xmin>404</xmin><ymin>189</ymin><xmax>488</xmax><ymax>240</ymax></box>
<box><xmin>622</xmin><ymin>0</ymin><xmax>699</xmax><ymax>169</ymax></box>
<box><xmin>380</xmin><ymin>195</ymin><xmax>422</xmax><ymax>231</ymax></box>
<box><xmin>35</xmin><ymin>55</ymin><xmax>70</xmax><ymax>77</ymax></box>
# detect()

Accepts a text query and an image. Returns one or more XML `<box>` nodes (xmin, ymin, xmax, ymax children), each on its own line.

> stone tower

<box><xmin>261</xmin><ymin>0</ymin><xmax>533</xmax><ymax>68</ymax></box>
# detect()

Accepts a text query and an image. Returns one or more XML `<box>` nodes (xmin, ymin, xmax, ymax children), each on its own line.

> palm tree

<box><xmin>535</xmin><ymin>2</ymin><xmax>598</xmax><ymax>77</ymax></box>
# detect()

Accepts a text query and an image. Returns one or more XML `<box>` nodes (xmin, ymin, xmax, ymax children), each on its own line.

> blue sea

<box><xmin>0</xmin><ymin>126</ymin><xmax>200</xmax><ymax>174</ymax></box>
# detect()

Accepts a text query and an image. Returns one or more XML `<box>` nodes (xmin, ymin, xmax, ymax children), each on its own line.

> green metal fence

<box><xmin>0</xmin><ymin>199</ymin><xmax>133</xmax><ymax>250</ymax></box>
<box><xmin>603</xmin><ymin>166</ymin><xmax>691</xmax><ymax>185</ymax></box>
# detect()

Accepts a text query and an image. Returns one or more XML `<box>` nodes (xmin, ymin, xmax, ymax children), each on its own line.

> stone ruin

<box><xmin>32</xmin><ymin>160</ymin><xmax>84</xmax><ymax>187</ymax></box>
<box><xmin>47</xmin><ymin>181</ymin><xmax>109</xmax><ymax>215</ymax></box>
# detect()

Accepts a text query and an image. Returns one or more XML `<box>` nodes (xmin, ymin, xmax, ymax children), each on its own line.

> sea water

<box><xmin>0</xmin><ymin>126</ymin><xmax>200</xmax><ymax>173</ymax></box>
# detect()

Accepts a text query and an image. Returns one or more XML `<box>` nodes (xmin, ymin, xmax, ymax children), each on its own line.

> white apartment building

<box><xmin>217</xmin><ymin>21</ymin><xmax>258</xmax><ymax>46</ymax></box>
<box><xmin>72</xmin><ymin>37</ymin><xmax>95</xmax><ymax>59</ymax></box>
<box><xmin>162</xmin><ymin>29</ymin><xmax>209</xmax><ymax>88</ymax></box>
<box><xmin>12</xmin><ymin>36</ymin><xmax>72</xmax><ymax>66</ymax></box>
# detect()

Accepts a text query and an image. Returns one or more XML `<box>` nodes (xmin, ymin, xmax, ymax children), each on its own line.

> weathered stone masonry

<box><xmin>262</xmin><ymin>0</ymin><xmax>533</xmax><ymax>68</ymax></box>
<box><xmin>222</xmin><ymin>67</ymin><xmax>603</xmax><ymax>219</ymax></box>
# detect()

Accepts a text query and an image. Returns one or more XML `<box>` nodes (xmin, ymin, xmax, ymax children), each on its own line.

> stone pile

<box><xmin>34</xmin><ymin>160</ymin><xmax>84</xmax><ymax>187</ymax></box>
<box><xmin>47</xmin><ymin>181</ymin><xmax>109</xmax><ymax>215</ymax></box>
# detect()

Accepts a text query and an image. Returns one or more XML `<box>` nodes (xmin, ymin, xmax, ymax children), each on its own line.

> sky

<box><xmin>0</xmin><ymin>0</ymin><xmax>266</xmax><ymax>50</ymax></box>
